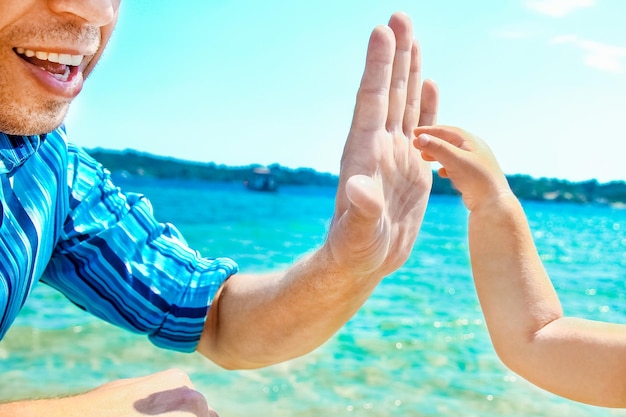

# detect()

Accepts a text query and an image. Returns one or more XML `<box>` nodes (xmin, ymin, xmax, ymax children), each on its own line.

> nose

<box><xmin>47</xmin><ymin>0</ymin><xmax>119</xmax><ymax>27</ymax></box>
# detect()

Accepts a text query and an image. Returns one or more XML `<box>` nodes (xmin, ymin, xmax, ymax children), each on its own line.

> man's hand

<box><xmin>0</xmin><ymin>369</ymin><xmax>218</xmax><ymax>417</ymax></box>
<box><xmin>327</xmin><ymin>12</ymin><xmax>438</xmax><ymax>277</ymax></box>
<box><xmin>199</xmin><ymin>12</ymin><xmax>438</xmax><ymax>370</ymax></box>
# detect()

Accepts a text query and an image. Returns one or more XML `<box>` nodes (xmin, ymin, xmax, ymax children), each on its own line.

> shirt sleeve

<box><xmin>41</xmin><ymin>144</ymin><xmax>238</xmax><ymax>353</ymax></box>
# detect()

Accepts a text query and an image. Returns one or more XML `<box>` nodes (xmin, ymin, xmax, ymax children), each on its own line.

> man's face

<box><xmin>0</xmin><ymin>0</ymin><xmax>120</xmax><ymax>135</ymax></box>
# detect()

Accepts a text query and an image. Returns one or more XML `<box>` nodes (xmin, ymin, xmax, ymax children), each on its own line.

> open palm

<box><xmin>328</xmin><ymin>12</ymin><xmax>438</xmax><ymax>278</ymax></box>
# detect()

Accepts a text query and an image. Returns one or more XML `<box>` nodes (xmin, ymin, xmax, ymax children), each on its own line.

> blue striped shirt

<box><xmin>0</xmin><ymin>126</ymin><xmax>238</xmax><ymax>352</ymax></box>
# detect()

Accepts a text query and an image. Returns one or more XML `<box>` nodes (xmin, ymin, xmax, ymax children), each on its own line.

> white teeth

<box><xmin>15</xmin><ymin>47</ymin><xmax>83</xmax><ymax>66</ymax></box>
<box><xmin>60</xmin><ymin>54</ymin><xmax>80</xmax><ymax>65</ymax></box>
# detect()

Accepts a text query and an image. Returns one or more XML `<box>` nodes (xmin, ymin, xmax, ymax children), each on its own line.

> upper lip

<box><xmin>13</xmin><ymin>47</ymin><xmax>93</xmax><ymax>67</ymax></box>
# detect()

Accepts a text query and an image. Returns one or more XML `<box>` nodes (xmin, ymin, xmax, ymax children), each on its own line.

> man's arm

<box><xmin>414</xmin><ymin>125</ymin><xmax>626</xmax><ymax>407</ymax></box>
<box><xmin>197</xmin><ymin>12</ymin><xmax>439</xmax><ymax>369</ymax></box>
<box><xmin>0</xmin><ymin>369</ymin><xmax>219</xmax><ymax>417</ymax></box>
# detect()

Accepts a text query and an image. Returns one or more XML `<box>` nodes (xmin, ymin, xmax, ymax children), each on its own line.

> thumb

<box><xmin>328</xmin><ymin>175</ymin><xmax>388</xmax><ymax>274</ymax></box>
<box><xmin>345</xmin><ymin>175</ymin><xmax>384</xmax><ymax>221</ymax></box>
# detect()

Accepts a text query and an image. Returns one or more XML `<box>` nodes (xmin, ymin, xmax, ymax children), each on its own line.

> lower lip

<box><xmin>19</xmin><ymin>57</ymin><xmax>85</xmax><ymax>99</ymax></box>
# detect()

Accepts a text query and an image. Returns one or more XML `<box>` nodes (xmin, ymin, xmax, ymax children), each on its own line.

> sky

<box><xmin>64</xmin><ymin>0</ymin><xmax>626</xmax><ymax>183</ymax></box>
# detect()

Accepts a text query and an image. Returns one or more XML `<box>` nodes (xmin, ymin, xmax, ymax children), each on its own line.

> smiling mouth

<box><xmin>13</xmin><ymin>47</ymin><xmax>85</xmax><ymax>82</ymax></box>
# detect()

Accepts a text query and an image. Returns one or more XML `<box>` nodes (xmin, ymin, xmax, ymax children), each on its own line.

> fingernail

<box><xmin>416</xmin><ymin>134</ymin><xmax>431</xmax><ymax>147</ymax></box>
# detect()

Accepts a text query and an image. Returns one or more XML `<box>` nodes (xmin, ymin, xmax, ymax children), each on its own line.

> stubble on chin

<box><xmin>0</xmin><ymin>20</ymin><xmax>95</xmax><ymax>136</ymax></box>
<box><xmin>0</xmin><ymin>98</ymin><xmax>69</xmax><ymax>136</ymax></box>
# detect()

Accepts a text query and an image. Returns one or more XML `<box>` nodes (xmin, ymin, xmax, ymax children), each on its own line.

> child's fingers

<box><xmin>414</xmin><ymin>126</ymin><xmax>469</xmax><ymax>149</ymax></box>
<box><xmin>420</xmin><ymin>152</ymin><xmax>436</xmax><ymax>162</ymax></box>
<box><xmin>413</xmin><ymin>133</ymin><xmax>464</xmax><ymax>168</ymax></box>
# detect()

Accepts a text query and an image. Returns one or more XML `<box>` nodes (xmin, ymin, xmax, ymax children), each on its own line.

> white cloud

<box><xmin>525</xmin><ymin>0</ymin><xmax>595</xmax><ymax>17</ymax></box>
<box><xmin>550</xmin><ymin>35</ymin><xmax>626</xmax><ymax>73</ymax></box>
<box><xmin>580</xmin><ymin>40</ymin><xmax>626</xmax><ymax>72</ymax></box>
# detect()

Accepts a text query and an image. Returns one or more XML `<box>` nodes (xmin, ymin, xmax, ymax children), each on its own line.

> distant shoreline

<box><xmin>87</xmin><ymin>148</ymin><xmax>626</xmax><ymax>206</ymax></box>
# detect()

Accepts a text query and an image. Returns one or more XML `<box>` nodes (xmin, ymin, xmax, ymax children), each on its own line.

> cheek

<box><xmin>0</xmin><ymin>56</ymin><xmax>25</xmax><ymax>115</ymax></box>
<box><xmin>84</xmin><ymin>17</ymin><xmax>118</xmax><ymax>79</ymax></box>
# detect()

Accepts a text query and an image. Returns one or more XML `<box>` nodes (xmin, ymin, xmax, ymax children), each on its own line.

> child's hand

<box><xmin>413</xmin><ymin>126</ymin><xmax>513</xmax><ymax>212</ymax></box>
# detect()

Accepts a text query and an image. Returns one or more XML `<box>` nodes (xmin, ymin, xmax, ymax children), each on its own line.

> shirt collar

<box><xmin>0</xmin><ymin>132</ymin><xmax>46</xmax><ymax>175</ymax></box>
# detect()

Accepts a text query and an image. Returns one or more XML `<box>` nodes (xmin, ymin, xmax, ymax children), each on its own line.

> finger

<box><xmin>351</xmin><ymin>25</ymin><xmax>395</xmax><ymax>133</ymax></box>
<box><xmin>402</xmin><ymin>40</ymin><xmax>421</xmax><ymax>135</ymax></box>
<box><xmin>386</xmin><ymin>12</ymin><xmax>414</xmax><ymax>133</ymax></box>
<box><xmin>345</xmin><ymin>175</ymin><xmax>384</xmax><ymax>221</ymax></box>
<box><xmin>420</xmin><ymin>151</ymin><xmax>437</xmax><ymax>162</ymax></box>
<box><xmin>417</xmin><ymin>79</ymin><xmax>439</xmax><ymax>127</ymax></box>
<box><xmin>413</xmin><ymin>126</ymin><xmax>468</xmax><ymax>149</ymax></box>
<box><xmin>413</xmin><ymin>133</ymin><xmax>466</xmax><ymax>168</ymax></box>
<box><xmin>330</xmin><ymin>175</ymin><xmax>387</xmax><ymax>274</ymax></box>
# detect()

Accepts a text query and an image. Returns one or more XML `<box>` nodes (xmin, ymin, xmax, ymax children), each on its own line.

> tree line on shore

<box><xmin>88</xmin><ymin>148</ymin><xmax>626</xmax><ymax>206</ymax></box>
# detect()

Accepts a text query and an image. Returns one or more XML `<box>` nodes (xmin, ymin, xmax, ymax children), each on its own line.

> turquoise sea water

<box><xmin>2</xmin><ymin>177</ymin><xmax>626</xmax><ymax>416</ymax></box>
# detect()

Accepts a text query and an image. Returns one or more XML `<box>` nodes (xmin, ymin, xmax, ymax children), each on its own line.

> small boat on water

<box><xmin>244</xmin><ymin>167</ymin><xmax>278</xmax><ymax>192</ymax></box>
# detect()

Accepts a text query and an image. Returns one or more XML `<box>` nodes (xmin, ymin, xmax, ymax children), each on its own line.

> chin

<box><xmin>0</xmin><ymin>103</ymin><xmax>69</xmax><ymax>136</ymax></box>
<box><xmin>0</xmin><ymin>122</ymin><xmax>61</xmax><ymax>136</ymax></box>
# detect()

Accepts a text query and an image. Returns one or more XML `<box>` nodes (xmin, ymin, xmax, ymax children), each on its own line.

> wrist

<box><xmin>469</xmin><ymin>191</ymin><xmax>527</xmax><ymax>234</ymax></box>
<box><xmin>470</xmin><ymin>189</ymin><xmax>519</xmax><ymax>214</ymax></box>
<box><xmin>318</xmin><ymin>239</ymin><xmax>382</xmax><ymax>286</ymax></box>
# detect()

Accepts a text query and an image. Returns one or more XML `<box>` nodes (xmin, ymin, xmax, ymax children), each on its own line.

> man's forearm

<box><xmin>0</xmin><ymin>398</ymin><xmax>72</xmax><ymax>417</ymax></box>
<box><xmin>1</xmin><ymin>369</ymin><xmax>217</xmax><ymax>416</ymax></box>
<box><xmin>199</xmin><ymin>244</ymin><xmax>382</xmax><ymax>369</ymax></box>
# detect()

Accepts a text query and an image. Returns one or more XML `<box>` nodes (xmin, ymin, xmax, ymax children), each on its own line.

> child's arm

<box><xmin>414</xmin><ymin>126</ymin><xmax>626</xmax><ymax>407</ymax></box>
